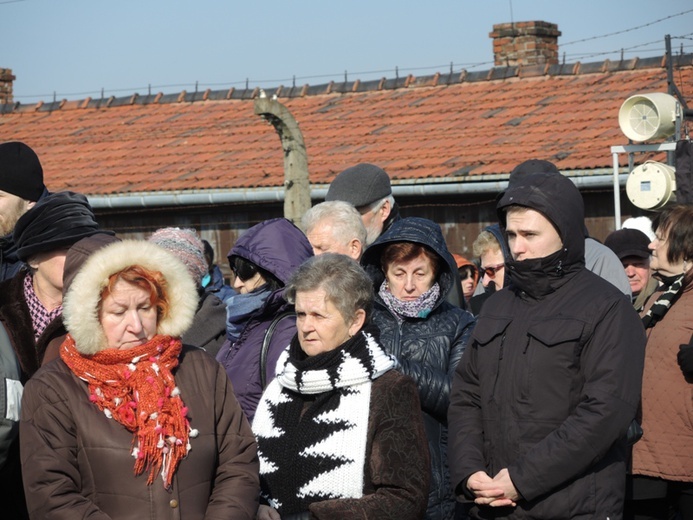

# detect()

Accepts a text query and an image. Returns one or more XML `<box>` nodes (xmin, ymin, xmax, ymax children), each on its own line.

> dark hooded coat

<box><xmin>362</xmin><ymin>217</ymin><xmax>476</xmax><ymax>520</ymax></box>
<box><xmin>216</xmin><ymin>218</ymin><xmax>313</xmax><ymax>422</ymax></box>
<box><xmin>448</xmin><ymin>172</ymin><xmax>646</xmax><ymax>519</ymax></box>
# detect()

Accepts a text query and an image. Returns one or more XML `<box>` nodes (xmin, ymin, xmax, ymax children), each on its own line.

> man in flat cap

<box><xmin>0</xmin><ymin>142</ymin><xmax>48</xmax><ymax>282</ymax></box>
<box><xmin>325</xmin><ymin>163</ymin><xmax>400</xmax><ymax>246</ymax></box>
<box><xmin>605</xmin><ymin>228</ymin><xmax>658</xmax><ymax>311</ymax></box>
<box><xmin>326</xmin><ymin>163</ymin><xmax>465</xmax><ymax>308</ymax></box>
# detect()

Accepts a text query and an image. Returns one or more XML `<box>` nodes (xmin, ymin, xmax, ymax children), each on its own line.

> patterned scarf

<box><xmin>378</xmin><ymin>280</ymin><xmax>440</xmax><ymax>321</ymax></box>
<box><xmin>60</xmin><ymin>334</ymin><xmax>196</xmax><ymax>488</ymax></box>
<box><xmin>24</xmin><ymin>272</ymin><xmax>62</xmax><ymax>341</ymax></box>
<box><xmin>226</xmin><ymin>287</ymin><xmax>271</xmax><ymax>342</ymax></box>
<box><xmin>252</xmin><ymin>325</ymin><xmax>396</xmax><ymax>516</ymax></box>
<box><xmin>641</xmin><ymin>273</ymin><xmax>685</xmax><ymax>329</ymax></box>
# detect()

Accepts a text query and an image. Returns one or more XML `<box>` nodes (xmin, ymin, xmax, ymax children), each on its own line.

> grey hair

<box><xmin>302</xmin><ymin>201</ymin><xmax>367</xmax><ymax>246</ymax></box>
<box><xmin>363</xmin><ymin>194</ymin><xmax>395</xmax><ymax>215</ymax></box>
<box><xmin>472</xmin><ymin>230</ymin><xmax>501</xmax><ymax>258</ymax></box>
<box><xmin>285</xmin><ymin>253</ymin><xmax>373</xmax><ymax>322</ymax></box>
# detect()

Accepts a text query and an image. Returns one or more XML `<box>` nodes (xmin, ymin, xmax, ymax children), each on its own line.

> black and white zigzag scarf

<box><xmin>641</xmin><ymin>273</ymin><xmax>685</xmax><ymax>329</ymax></box>
<box><xmin>252</xmin><ymin>324</ymin><xmax>396</xmax><ymax>517</ymax></box>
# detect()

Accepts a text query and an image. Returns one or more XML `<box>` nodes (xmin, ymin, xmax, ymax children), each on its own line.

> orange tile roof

<box><xmin>1</xmin><ymin>56</ymin><xmax>691</xmax><ymax>196</ymax></box>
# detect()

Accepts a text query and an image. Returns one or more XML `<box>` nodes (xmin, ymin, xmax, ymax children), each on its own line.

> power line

<box><xmin>10</xmin><ymin>14</ymin><xmax>693</xmax><ymax>103</ymax></box>
<box><xmin>562</xmin><ymin>8</ymin><xmax>693</xmax><ymax>47</ymax></box>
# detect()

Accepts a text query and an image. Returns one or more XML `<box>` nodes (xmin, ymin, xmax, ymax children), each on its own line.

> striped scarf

<box><xmin>641</xmin><ymin>273</ymin><xmax>685</xmax><ymax>329</ymax></box>
<box><xmin>252</xmin><ymin>325</ymin><xmax>396</xmax><ymax>516</ymax></box>
<box><xmin>60</xmin><ymin>334</ymin><xmax>196</xmax><ymax>488</ymax></box>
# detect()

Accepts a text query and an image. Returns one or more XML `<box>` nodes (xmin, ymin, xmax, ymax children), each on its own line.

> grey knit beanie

<box><xmin>148</xmin><ymin>227</ymin><xmax>207</xmax><ymax>286</ymax></box>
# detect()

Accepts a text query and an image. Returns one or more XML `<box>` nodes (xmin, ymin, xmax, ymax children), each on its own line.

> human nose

<box><xmin>298</xmin><ymin>316</ymin><xmax>313</xmax><ymax>333</ymax></box>
<box><xmin>404</xmin><ymin>274</ymin><xmax>416</xmax><ymax>292</ymax></box>
<box><xmin>124</xmin><ymin>310</ymin><xmax>144</xmax><ymax>334</ymax></box>
<box><xmin>232</xmin><ymin>275</ymin><xmax>244</xmax><ymax>290</ymax></box>
<box><xmin>510</xmin><ymin>238</ymin><xmax>525</xmax><ymax>257</ymax></box>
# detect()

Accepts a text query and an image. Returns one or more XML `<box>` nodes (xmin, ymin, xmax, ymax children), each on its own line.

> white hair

<box><xmin>302</xmin><ymin>200</ymin><xmax>367</xmax><ymax>245</ymax></box>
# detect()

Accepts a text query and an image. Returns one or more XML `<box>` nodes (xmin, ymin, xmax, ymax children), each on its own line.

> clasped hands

<box><xmin>467</xmin><ymin>468</ymin><xmax>520</xmax><ymax>508</ymax></box>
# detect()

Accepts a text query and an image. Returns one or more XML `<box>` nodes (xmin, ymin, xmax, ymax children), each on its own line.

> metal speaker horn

<box><xmin>626</xmin><ymin>161</ymin><xmax>677</xmax><ymax>211</ymax></box>
<box><xmin>618</xmin><ymin>93</ymin><xmax>679</xmax><ymax>142</ymax></box>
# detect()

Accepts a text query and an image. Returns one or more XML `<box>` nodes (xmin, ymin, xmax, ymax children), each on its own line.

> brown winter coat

<box><xmin>21</xmin><ymin>345</ymin><xmax>259</xmax><ymax>520</ymax></box>
<box><xmin>307</xmin><ymin>369</ymin><xmax>431</xmax><ymax>519</ymax></box>
<box><xmin>633</xmin><ymin>283</ymin><xmax>693</xmax><ymax>482</ymax></box>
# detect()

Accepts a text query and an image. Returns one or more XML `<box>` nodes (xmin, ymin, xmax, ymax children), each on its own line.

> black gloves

<box><xmin>677</xmin><ymin>343</ymin><xmax>693</xmax><ymax>380</ymax></box>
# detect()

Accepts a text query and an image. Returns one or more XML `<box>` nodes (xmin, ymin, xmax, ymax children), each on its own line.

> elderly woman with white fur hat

<box><xmin>19</xmin><ymin>240</ymin><xmax>259</xmax><ymax>519</ymax></box>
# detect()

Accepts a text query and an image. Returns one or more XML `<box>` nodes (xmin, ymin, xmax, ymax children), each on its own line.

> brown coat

<box><xmin>633</xmin><ymin>284</ymin><xmax>693</xmax><ymax>482</ymax></box>
<box><xmin>21</xmin><ymin>346</ymin><xmax>260</xmax><ymax>519</ymax></box>
<box><xmin>307</xmin><ymin>370</ymin><xmax>431</xmax><ymax>520</ymax></box>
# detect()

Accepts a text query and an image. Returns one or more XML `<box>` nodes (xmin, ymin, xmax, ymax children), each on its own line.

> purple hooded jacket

<box><xmin>216</xmin><ymin>218</ymin><xmax>313</xmax><ymax>422</ymax></box>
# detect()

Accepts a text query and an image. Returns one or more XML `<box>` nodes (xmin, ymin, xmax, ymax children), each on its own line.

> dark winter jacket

<box><xmin>0</xmin><ymin>270</ymin><xmax>67</xmax><ymax>519</ymax></box>
<box><xmin>182</xmin><ymin>290</ymin><xmax>227</xmax><ymax>358</ymax></box>
<box><xmin>0</xmin><ymin>234</ymin><xmax>23</xmax><ymax>282</ymax></box>
<box><xmin>362</xmin><ymin>217</ymin><xmax>476</xmax><ymax>520</ymax></box>
<box><xmin>216</xmin><ymin>218</ymin><xmax>313</xmax><ymax>422</ymax></box>
<box><xmin>449</xmin><ymin>171</ymin><xmax>646</xmax><ymax>519</ymax></box>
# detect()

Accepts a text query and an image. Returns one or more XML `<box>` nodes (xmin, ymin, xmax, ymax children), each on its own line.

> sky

<box><xmin>2</xmin><ymin>0</ymin><xmax>693</xmax><ymax>104</ymax></box>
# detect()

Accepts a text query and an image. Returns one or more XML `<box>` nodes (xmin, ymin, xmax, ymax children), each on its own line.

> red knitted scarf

<box><xmin>60</xmin><ymin>334</ymin><xmax>196</xmax><ymax>488</ymax></box>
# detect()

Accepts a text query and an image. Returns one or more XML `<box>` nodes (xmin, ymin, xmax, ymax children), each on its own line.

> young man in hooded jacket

<box><xmin>448</xmin><ymin>169</ymin><xmax>646</xmax><ymax>518</ymax></box>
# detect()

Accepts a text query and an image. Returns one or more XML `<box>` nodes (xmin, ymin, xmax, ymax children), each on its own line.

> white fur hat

<box><xmin>62</xmin><ymin>240</ymin><xmax>198</xmax><ymax>355</ymax></box>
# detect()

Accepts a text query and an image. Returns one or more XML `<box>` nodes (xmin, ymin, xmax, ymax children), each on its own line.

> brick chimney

<box><xmin>0</xmin><ymin>68</ymin><xmax>15</xmax><ymax>104</ymax></box>
<box><xmin>490</xmin><ymin>21</ymin><xmax>561</xmax><ymax>67</ymax></box>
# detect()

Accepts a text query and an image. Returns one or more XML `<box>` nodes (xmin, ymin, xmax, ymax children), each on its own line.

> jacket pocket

<box><xmin>471</xmin><ymin>316</ymin><xmax>512</xmax><ymax>347</ymax></box>
<box><xmin>521</xmin><ymin>319</ymin><xmax>586</xmax><ymax>420</ymax></box>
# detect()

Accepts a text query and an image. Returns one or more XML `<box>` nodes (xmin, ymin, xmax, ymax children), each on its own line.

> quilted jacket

<box><xmin>362</xmin><ymin>217</ymin><xmax>476</xmax><ymax>520</ymax></box>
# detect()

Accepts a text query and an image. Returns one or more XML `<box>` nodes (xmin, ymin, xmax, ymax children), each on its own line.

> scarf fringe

<box><xmin>61</xmin><ymin>334</ymin><xmax>196</xmax><ymax>488</ymax></box>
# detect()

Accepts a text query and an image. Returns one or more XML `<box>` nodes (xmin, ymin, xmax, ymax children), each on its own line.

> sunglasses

<box><xmin>481</xmin><ymin>263</ymin><xmax>505</xmax><ymax>278</ymax></box>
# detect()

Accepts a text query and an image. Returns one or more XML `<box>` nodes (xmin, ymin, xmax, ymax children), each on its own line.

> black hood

<box><xmin>484</xmin><ymin>223</ymin><xmax>512</xmax><ymax>288</ymax></box>
<box><xmin>496</xmin><ymin>171</ymin><xmax>585</xmax><ymax>297</ymax></box>
<box><xmin>361</xmin><ymin>216</ymin><xmax>457</xmax><ymax>303</ymax></box>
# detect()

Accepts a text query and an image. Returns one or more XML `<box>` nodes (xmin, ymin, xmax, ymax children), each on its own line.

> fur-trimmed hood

<box><xmin>62</xmin><ymin>240</ymin><xmax>198</xmax><ymax>355</ymax></box>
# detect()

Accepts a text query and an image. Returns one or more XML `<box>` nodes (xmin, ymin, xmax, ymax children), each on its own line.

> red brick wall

<box><xmin>0</xmin><ymin>68</ymin><xmax>15</xmax><ymax>104</ymax></box>
<box><xmin>490</xmin><ymin>21</ymin><xmax>562</xmax><ymax>66</ymax></box>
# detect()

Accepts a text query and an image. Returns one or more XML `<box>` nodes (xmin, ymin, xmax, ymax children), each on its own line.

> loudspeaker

<box><xmin>626</xmin><ymin>161</ymin><xmax>677</xmax><ymax>210</ymax></box>
<box><xmin>618</xmin><ymin>93</ymin><xmax>679</xmax><ymax>142</ymax></box>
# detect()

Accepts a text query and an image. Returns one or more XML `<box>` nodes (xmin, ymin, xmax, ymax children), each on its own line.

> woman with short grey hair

<box><xmin>253</xmin><ymin>253</ymin><xmax>430</xmax><ymax>520</ymax></box>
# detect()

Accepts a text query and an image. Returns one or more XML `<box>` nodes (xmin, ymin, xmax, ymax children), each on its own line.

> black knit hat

<box><xmin>14</xmin><ymin>191</ymin><xmax>105</xmax><ymax>261</ymax></box>
<box><xmin>0</xmin><ymin>141</ymin><xmax>46</xmax><ymax>201</ymax></box>
<box><xmin>325</xmin><ymin>163</ymin><xmax>392</xmax><ymax>208</ymax></box>
<box><xmin>604</xmin><ymin>228</ymin><xmax>651</xmax><ymax>260</ymax></box>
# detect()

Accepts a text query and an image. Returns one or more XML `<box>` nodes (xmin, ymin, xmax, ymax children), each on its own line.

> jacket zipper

<box><xmin>490</xmin><ymin>332</ymin><xmax>506</xmax><ymax>400</ymax></box>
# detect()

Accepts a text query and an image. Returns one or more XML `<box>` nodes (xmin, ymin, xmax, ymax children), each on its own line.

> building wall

<box><xmin>95</xmin><ymin>190</ymin><xmax>641</xmax><ymax>279</ymax></box>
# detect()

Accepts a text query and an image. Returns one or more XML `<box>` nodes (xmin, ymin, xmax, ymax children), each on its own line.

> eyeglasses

<box><xmin>481</xmin><ymin>263</ymin><xmax>505</xmax><ymax>278</ymax></box>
